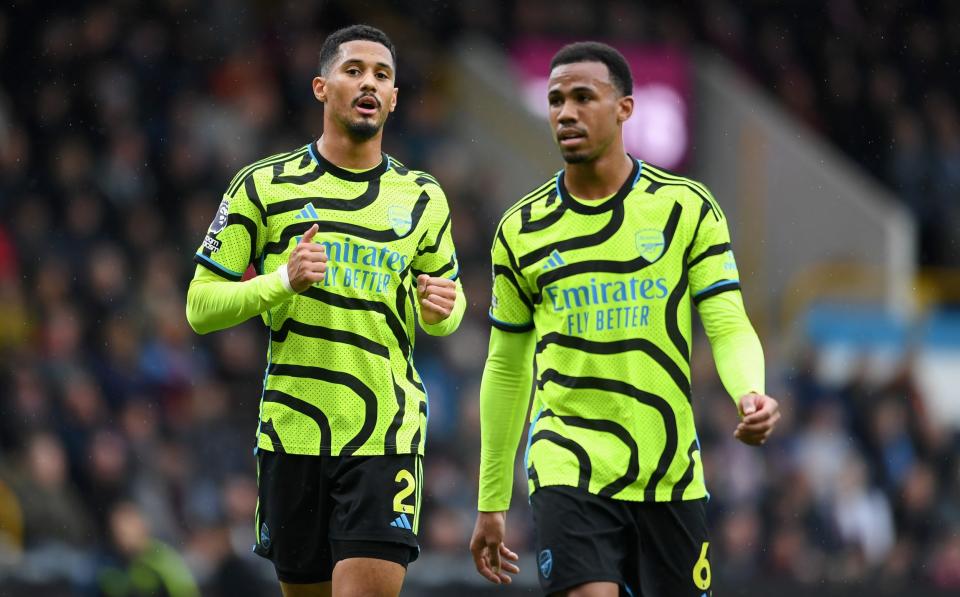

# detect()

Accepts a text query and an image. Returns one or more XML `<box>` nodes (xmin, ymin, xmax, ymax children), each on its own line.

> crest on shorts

<box><xmin>209</xmin><ymin>197</ymin><xmax>230</xmax><ymax>234</ymax></box>
<box><xmin>259</xmin><ymin>522</ymin><xmax>271</xmax><ymax>549</ymax></box>
<box><xmin>636</xmin><ymin>228</ymin><xmax>665</xmax><ymax>262</ymax></box>
<box><xmin>387</xmin><ymin>205</ymin><xmax>412</xmax><ymax>236</ymax></box>
<box><xmin>538</xmin><ymin>548</ymin><xmax>553</xmax><ymax>579</ymax></box>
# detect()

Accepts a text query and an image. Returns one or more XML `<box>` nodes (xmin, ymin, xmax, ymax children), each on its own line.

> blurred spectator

<box><xmin>8</xmin><ymin>433</ymin><xmax>94</xmax><ymax>549</ymax></box>
<box><xmin>831</xmin><ymin>454</ymin><xmax>895</xmax><ymax>569</ymax></box>
<box><xmin>929</xmin><ymin>530</ymin><xmax>960</xmax><ymax>589</ymax></box>
<box><xmin>794</xmin><ymin>400</ymin><xmax>853</xmax><ymax>502</ymax></box>
<box><xmin>0</xmin><ymin>477</ymin><xmax>22</xmax><ymax>565</ymax></box>
<box><xmin>94</xmin><ymin>501</ymin><xmax>199</xmax><ymax>597</ymax></box>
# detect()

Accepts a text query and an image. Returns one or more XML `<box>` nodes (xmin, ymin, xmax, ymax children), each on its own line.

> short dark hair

<box><xmin>550</xmin><ymin>42</ymin><xmax>633</xmax><ymax>97</ymax></box>
<box><xmin>318</xmin><ymin>24</ymin><xmax>397</xmax><ymax>77</ymax></box>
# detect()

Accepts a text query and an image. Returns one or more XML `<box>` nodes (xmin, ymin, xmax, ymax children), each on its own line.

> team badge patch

<box><xmin>387</xmin><ymin>205</ymin><xmax>412</xmax><ymax>236</ymax></box>
<box><xmin>209</xmin><ymin>198</ymin><xmax>230</xmax><ymax>234</ymax></box>
<box><xmin>259</xmin><ymin>522</ymin><xmax>271</xmax><ymax>549</ymax></box>
<box><xmin>538</xmin><ymin>549</ymin><xmax>553</xmax><ymax>579</ymax></box>
<box><xmin>636</xmin><ymin>229</ymin><xmax>665</xmax><ymax>262</ymax></box>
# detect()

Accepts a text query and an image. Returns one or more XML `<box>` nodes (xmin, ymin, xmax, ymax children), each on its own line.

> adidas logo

<box><xmin>390</xmin><ymin>513</ymin><xmax>413</xmax><ymax>530</ymax></box>
<box><xmin>294</xmin><ymin>203</ymin><xmax>319</xmax><ymax>220</ymax></box>
<box><xmin>542</xmin><ymin>249</ymin><xmax>566</xmax><ymax>270</ymax></box>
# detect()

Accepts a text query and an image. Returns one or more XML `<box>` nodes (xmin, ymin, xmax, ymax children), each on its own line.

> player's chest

<box><xmin>518</xmin><ymin>201</ymin><xmax>691</xmax><ymax>334</ymax></box>
<box><xmin>266</xmin><ymin>185</ymin><xmax>425</xmax><ymax>293</ymax></box>
<box><xmin>515</xmin><ymin>199</ymin><xmax>689</xmax><ymax>287</ymax></box>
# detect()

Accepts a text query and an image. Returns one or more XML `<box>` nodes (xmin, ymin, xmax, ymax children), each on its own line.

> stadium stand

<box><xmin>0</xmin><ymin>1</ymin><xmax>957</xmax><ymax>595</ymax></box>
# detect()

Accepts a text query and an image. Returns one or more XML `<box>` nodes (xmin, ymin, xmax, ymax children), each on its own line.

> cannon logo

<box><xmin>387</xmin><ymin>205</ymin><xmax>412</xmax><ymax>236</ymax></box>
<box><xmin>636</xmin><ymin>229</ymin><xmax>665</xmax><ymax>262</ymax></box>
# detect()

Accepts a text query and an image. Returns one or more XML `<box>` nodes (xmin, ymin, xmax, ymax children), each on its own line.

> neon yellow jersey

<box><xmin>194</xmin><ymin>144</ymin><xmax>460</xmax><ymax>456</ymax></box>
<box><xmin>489</xmin><ymin>159</ymin><xmax>742</xmax><ymax>501</ymax></box>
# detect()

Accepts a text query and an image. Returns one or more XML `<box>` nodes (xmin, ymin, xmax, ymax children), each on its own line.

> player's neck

<box><xmin>563</xmin><ymin>150</ymin><xmax>633</xmax><ymax>200</ymax></box>
<box><xmin>315</xmin><ymin>131</ymin><xmax>383</xmax><ymax>171</ymax></box>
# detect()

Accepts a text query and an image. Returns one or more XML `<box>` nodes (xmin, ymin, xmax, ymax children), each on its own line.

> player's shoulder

<box><xmin>385</xmin><ymin>154</ymin><xmax>442</xmax><ymax>189</ymax></box>
<box><xmin>639</xmin><ymin>162</ymin><xmax>722</xmax><ymax>216</ymax></box>
<box><xmin>225</xmin><ymin>144</ymin><xmax>312</xmax><ymax>198</ymax></box>
<box><xmin>496</xmin><ymin>173</ymin><xmax>560</xmax><ymax>235</ymax></box>
<box><xmin>384</xmin><ymin>154</ymin><xmax>450</xmax><ymax>208</ymax></box>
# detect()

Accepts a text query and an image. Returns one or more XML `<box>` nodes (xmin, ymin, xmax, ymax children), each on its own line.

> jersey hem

<box><xmin>256</xmin><ymin>442</ymin><xmax>425</xmax><ymax>457</ymax></box>
<box><xmin>529</xmin><ymin>480</ymin><xmax>708</xmax><ymax>503</ymax></box>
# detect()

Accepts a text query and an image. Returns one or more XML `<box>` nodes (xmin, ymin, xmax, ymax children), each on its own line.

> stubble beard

<box><xmin>560</xmin><ymin>149</ymin><xmax>591</xmax><ymax>164</ymax></box>
<box><xmin>345</xmin><ymin>118</ymin><xmax>381</xmax><ymax>141</ymax></box>
<box><xmin>560</xmin><ymin>144</ymin><xmax>601</xmax><ymax>164</ymax></box>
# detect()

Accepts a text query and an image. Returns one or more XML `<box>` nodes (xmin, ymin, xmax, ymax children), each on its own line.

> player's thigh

<box><xmin>633</xmin><ymin>499</ymin><xmax>712</xmax><ymax>597</ymax></box>
<box><xmin>331</xmin><ymin>557</ymin><xmax>405</xmax><ymax>597</ymax></box>
<box><xmin>254</xmin><ymin>450</ymin><xmax>335</xmax><ymax>584</ymax></box>
<box><xmin>280</xmin><ymin>581</ymin><xmax>331</xmax><ymax>597</ymax></box>
<box><xmin>327</xmin><ymin>455</ymin><xmax>422</xmax><ymax>562</ymax></box>
<box><xmin>531</xmin><ymin>486</ymin><xmax>633</xmax><ymax>595</ymax></box>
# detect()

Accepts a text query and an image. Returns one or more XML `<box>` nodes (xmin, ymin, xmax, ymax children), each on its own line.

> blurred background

<box><xmin>0</xmin><ymin>1</ymin><xmax>958</xmax><ymax>595</ymax></box>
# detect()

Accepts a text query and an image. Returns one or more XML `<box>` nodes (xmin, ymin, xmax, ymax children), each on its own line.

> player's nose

<box><xmin>556</xmin><ymin>100</ymin><xmax>577</xmax><ymax>124</ymax></box>
<box><xmin>359</xmin><ymin>72</ymin><xmax>377</xmax><ymax>91</ymax></box>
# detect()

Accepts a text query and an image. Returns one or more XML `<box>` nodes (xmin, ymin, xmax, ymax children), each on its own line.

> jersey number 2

<box><xmin>393</xmin><ymin>470</ymin><xmax>415</xmax><ymax>514</ymax></box>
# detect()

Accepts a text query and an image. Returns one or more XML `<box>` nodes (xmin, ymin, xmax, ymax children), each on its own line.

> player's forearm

<box><xmin>419</xmin><ymin>279</ymin><xmax>466</xmax><ymax>336</ymax></box>
<box><xmin>698</xmin><ymin>291</ymin><xmax>765</xmax><ymax>403</ymax></box>
<box><xmin>478</xmin><ymin>327</ymin><xmax>534</xmax><ymax>512</ymax></box>
<box><xmin>186</xmin><ymin>265</ymin><xmax>295</xmax><ymax>334</ymax></box>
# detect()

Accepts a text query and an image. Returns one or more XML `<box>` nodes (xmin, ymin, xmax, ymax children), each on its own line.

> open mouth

<box><xmin>354</xmin><ymin>95</ymin><xmax>380</xmax><ymax>116</ymax></box>
<box><xmin>557</xmin><ymin>129</ymin><xmax>586</xmax><ymax>146</ymax></box>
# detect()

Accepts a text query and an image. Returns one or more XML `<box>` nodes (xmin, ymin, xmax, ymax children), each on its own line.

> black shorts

<box><xmin>253</xmin><ymin>450</ymin><xmax>423</xmax><ymax>584</ymax></box>
<box><xmin>531</xmin><ymin>486</ymin><xmax>711</xmax><ymax>597</ymax></box>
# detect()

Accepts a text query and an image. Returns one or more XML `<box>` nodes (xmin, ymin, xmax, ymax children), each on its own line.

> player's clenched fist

<box><xmin>417</xmin><ymin>274</ymin><xmax>457</xmax><ymax>324</ymax></box>
<box><xmin>735</xmin><ymin>392</ymin><xmax>781</xmax><ymax>446</ymax></box>
<box><xmin>286</xmin><ymin>224</ymin><xmax>327</xmax><ymax>292</ymax></box>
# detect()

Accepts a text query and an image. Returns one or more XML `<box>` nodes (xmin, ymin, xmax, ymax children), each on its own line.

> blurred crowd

<box><xmin>0</xmin><ymin>1</ymin><xmax>958</xmax><ymax>596</ymax></box>
<box><xmin>448</xmin><ymin>0</ymin><xmax>960</xmax><ymax>265</ymax></box>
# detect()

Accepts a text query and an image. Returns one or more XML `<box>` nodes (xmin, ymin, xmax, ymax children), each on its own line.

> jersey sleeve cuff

<box><xmin>488</xmin><ymin>311</ymin><xmax>534</xmax><ymax>333</ymax></box>
<box><xmin>194</xmin><ymin>253</ymin><xmax>243</xmax><ymax>281</ymax></box>
<box><xmin>477</xmin><ymin>499</ymin><xmax>511</xmax><ymax>512</ymax></box>
<box><xmin>692</xmin><ymin>280</ymin><xmax>741</xmax><ymax>305</ymax></box>
<box><xmin>277</xmin><ymin>262</ymin><xmax>294</xmax><ymax>292</ymax></box>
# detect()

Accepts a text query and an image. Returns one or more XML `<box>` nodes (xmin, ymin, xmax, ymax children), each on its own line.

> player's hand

<box><xmin>470</xmin><ymin>511</ymin><xmax>519</xmax><ymax>585</ymax></box>
<box><xmin>735</xmin><ymin>392</ymin><xmax>780</xmax><ymax>446</ymax></box>
<box><xmin>417</xmin><ymin>274</ymin><xmax>456</xmax><ymax>324</ymax></box>
<box><xmin>287</xmin><ymin>224</ymin><xmax>327</xmax><ymax>292</ymax></box>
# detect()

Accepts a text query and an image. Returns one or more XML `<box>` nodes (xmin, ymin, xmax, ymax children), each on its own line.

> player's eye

<box><xmin>346</xmin><ymin>67</ymin><xmax>361</xmax><ymax>76</ymax></box>
<box><xmin>376</xmin><ymin>72</ymin><xmax>389</xmax><ymax>80</ymax></box>
<box><xmin>548</xmin><ymin>96</ymin><xmax>563</xmax><ymax>107</ymax></box>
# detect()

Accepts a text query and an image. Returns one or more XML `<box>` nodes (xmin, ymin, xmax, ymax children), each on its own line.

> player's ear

<box><xmin>388</xmin><ymin>87</ymin><xmax>398</xmax><ymax>113</ymax></box>
<box><xmin>616</xmin><ymin>94</ymin><xmax>634</xmax><ymax>124</ymax></box>
<box><xmin>313</xmin><ymin>76</ymin><xmax>327</xmax><ymax>103</ymax></box>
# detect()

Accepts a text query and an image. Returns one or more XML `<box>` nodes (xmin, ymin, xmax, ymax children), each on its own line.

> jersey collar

<box><xmin>556</xmin><ymin>156</ymin><xmax>642</xmax><ymax>215</ymax></box>
<box><xmin>307</xmin><ymin>141</ymin><xmax>390</xmax><ymax>182</ymax></box>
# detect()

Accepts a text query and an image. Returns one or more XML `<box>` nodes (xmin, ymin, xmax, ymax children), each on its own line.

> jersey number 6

<box><xmin>692</xmin><ymin>541</ymin><xmax>711</xmax><ymax>590</ymax></box>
